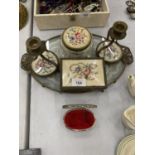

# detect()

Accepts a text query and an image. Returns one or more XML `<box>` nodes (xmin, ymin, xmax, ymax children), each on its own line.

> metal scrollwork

<box><xmin>121</xmin><ymin>46</ymin><xmax>134</xmax><ymax>65</ymax></box>
<box><xmin>21</xmin><ymin>53</ymin><xmax>37</xmax><ymax>71</ymax></box>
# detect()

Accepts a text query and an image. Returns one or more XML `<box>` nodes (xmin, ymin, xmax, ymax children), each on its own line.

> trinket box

<box><xmin>60</xmin><ymin>58</ymin><xmax>106</xmax><ymax>92</ymax></box>
<box><xmin>34</xmin><ymin>0</ymin><xmax>110</xmax><ymax>30</ymax></box>
<box><xmin>63</xmin><ymin>104</ymin><xmax>97</xmax><ymax>131</ymax></box>
<box><xmin>61</xmin><ymin>26</ymin><xmax>93</xmax><ymax>57</ymax></box>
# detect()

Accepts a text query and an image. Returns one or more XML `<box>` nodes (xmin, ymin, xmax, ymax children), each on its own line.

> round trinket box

<box><xmin>61</xmin><ymin>26</ymin><xmax>93</xmax><ymax>58</ymax></box>
<box><xmin>63</xmin><ymin>104</ymin><xmax>97</xmax><ymax>131</ymax></box>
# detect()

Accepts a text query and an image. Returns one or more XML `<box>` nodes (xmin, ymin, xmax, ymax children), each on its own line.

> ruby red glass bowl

<box><xmin>64</xmin><ymin>108</ymin><xmax>95</xmax><ymax>131</ymax></box>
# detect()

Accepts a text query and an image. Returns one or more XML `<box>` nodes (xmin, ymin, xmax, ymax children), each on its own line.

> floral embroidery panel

<box><xmin>62</xmin><ymin>59</ymin><xmax>106</xmax><ymax>87</ymax></box>
<box><xmin>31</xmin><ymin>51</ymin><xmax>58</xmax><ymax>76</ymax></box>
<box><xmin>70</xmin><ymin>63</ymin><xmax>98</xmax><ymax>80</ymax></box>
<box><xmin>63</xmin><ymin>26</ymin><xmax>91</xmax><ymax>50</ymax></box>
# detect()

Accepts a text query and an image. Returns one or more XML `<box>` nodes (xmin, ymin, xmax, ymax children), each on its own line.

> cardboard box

<box><xmin>34</xmin><ymin>0</ymin><xmax>110</xmax><ymax>30</ymax></box>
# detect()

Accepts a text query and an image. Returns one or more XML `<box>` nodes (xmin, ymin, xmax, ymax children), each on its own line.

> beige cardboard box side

<box><xmin>34</xmin><ymin>0</ymin><xmax>110</xmax><ymax>30</ymax></box>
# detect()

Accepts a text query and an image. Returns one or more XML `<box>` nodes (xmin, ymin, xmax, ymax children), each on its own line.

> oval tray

<box><xmin>32</xmin><ymin>34</ymin><xmax>126</xmax><ymax>92</ymax></box>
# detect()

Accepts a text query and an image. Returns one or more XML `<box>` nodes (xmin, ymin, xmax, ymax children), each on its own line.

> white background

<box><xmin>0</xmin><ymin>0</ymin><xmax>155</xmax><ymax>155</ymax></box>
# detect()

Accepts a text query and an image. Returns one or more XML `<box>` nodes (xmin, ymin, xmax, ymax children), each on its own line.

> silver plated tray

<box><xmin>32</xmin><ymin>34</ymin><xmax>126</xmax><ymax>92</ymax></box>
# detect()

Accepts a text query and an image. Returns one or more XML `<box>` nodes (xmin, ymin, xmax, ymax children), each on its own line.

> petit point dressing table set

<box><xmin>19</xmin><ymin>0</ymin><xmax>135</xmax><ymax>155</ymax></box>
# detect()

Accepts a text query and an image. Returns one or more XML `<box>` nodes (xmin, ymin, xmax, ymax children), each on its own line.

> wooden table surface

<box><xmin>19</xmin><ymin>0</ymin><xmax>135</xmax><ymax>154</ymax></box>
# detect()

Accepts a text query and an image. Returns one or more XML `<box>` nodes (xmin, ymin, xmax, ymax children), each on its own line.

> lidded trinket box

<box><xmin>61</xmin><ymin>26</ymin><xmax>93</xmax><ymax>58</ymax></box>
<box><xmin>61</xmin><ymin>58</ymin><xmax>106</xmax><ymax>92</ymax></box>
<box><xmin>63</xmin><ymin>104</ymin><xmax>97</xmax><ymax>131</ymax></box>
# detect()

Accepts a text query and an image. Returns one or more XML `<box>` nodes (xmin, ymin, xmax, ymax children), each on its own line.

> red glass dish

<box><xmin>64</xmin><ymin>108</ymin><xmax>95</xmax><ymax>131</ymax></box>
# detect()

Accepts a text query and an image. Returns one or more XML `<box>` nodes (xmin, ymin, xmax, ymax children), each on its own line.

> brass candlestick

<box><xmin>96</xmin><ymin>21</ymin><xmax>133</xmax><ymax>64</ymax></box>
